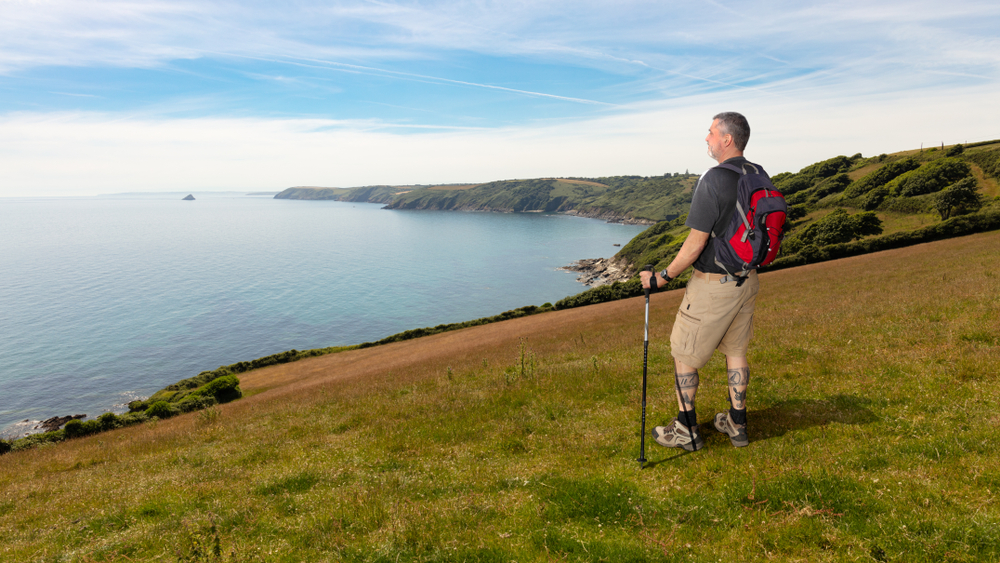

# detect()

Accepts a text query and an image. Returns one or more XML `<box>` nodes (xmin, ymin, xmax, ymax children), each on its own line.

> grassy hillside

<box><xmin>276</xmin><ymin>175</ymin><xmax>698</xmax><ymax>223</ymax></box>
<box><xmin>384</xmin><ymin>175</ymin><xmax>697</xmax><ymax>223</ymax></box>
<box><xmin>2</xmin><ymin>232</ymin><xmax>998</xmax><ymax>562</ymax></box>
<box><xmin>274</xmin><ymin>185</ymin><xmax>411</xmax><ymax>203</ymax></box>
<box><xmin>610</xmin><ymin>141</ymin><xmax>1000</xmax><ymax>281</ymax></box>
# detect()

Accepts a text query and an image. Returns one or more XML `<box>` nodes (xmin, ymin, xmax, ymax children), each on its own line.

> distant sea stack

<box><xmin>182</xmin><ymin>194</ymin><xmax>195</xmax><ymax>201</ymax></box>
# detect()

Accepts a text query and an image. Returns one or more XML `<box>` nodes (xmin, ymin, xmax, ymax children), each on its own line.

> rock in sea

<box><xmin>182</xmin><ymin>194</ymin><xmax>195</xmax><ymax>200</ymax></box>
<box><xmin>35</xmin><ymin>415</ymin><xmax>87</xmax><ymax>433</ymax></box>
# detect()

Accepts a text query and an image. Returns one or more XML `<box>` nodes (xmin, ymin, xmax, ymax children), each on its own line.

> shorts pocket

<box><xmin>670</xmin><ymin>310</ymin><xmax>701</xmax><ymax>359</ymax></box>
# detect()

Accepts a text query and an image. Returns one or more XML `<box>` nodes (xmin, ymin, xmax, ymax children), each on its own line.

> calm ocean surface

<box><xmin>0</xmin><ymin>194</ymin><xmax>645</xmax><ymax>435</ymax></box>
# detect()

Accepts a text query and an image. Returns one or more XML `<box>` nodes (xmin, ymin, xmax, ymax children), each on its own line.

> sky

<box><xmin>1</xmin><ymin>0</ymin><xmax>998</xmax><ymax>197</ymax></box>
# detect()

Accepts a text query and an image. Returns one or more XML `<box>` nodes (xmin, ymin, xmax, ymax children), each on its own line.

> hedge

<box><xmin>770</xmin><ymin>208</ymin><xmax>1000</xmax><ymax>270</ymax></box>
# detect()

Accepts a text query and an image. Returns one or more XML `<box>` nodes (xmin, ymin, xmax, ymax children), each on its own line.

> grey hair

<box><xmin>713</xmin><ymin>112</ymin><xmax>750</xmax><ymax>151</ymax></box>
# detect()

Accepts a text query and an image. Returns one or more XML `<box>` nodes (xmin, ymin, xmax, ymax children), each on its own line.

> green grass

<box><xmin>2</xmin><ymin>232</ymin><xmax>999</xmax><ymax>562</ymax></box>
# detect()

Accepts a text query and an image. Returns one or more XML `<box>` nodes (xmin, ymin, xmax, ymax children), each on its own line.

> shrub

<box><xmin>784</xmin><ymin>190</ymin><xmax>812</xmax><ymax>206</ymax></box>
<box><xmin>787</xmin><ymin>204</ymin><xmax>808</xmax><ymax>222</ymax></box>
<box><xmin>128</xmin><ymin>399</ymin><xmax>150</xmax><ymax>412</ymax></box>
<box><xmin>896</xmin><ymin>157</ymin><xmax>972</xmax><ymax>197</ymax></box>
<box><xmin>770</xmin><ymin>171</ymin><xmax>793</xmax><ymax>185</ymax></box>
<box><xmin>64</xmin><ymin>419</ymin><xmax>101</xmax><ymax>439</ymax></box>
<box><xmin>812</xmin><ymin>173</ymin><xmax>852</xmax><ymax>198</ymax></box>
<box><xmin>883</xmin><ymin>169</ymin><xmax>919</xmax><ymax>195</ymax></box>
<box><xmin>861</xmin><ymin>185</ymin><xmax>890</xmax><ymax>210</ymax></box>
<box><xmin>773</xmin><ymin>156</ymin><xmax>860</xmax><ymax>198</ymax></box>
<box><xmin>785</xmin><ymin>209</ymin><xmax>883</xmax><ymax>249</ymax></box>
<box><xmin>98</xmin><ymin>412</ymin><xmax>121</xmax><ymax>431</ymax></box>
<box><xmin>12</xmin><ymin>430</ymin><xmax>64</xmax><ymax>451</ymax></box>
<box><xmin>772</xmin><ymin>208</ymin><xmax>1000</xmax><ymax>270</ymax></box>
<box><xmin>63</xmin><ymin>419</ymin><xmax>84</xmax><ymax>438</ymax></box>
<box><xmin>798</xmin><ymin>154</ymin><xmax>857</xmax><ymax>180</ymax></box>
<box><xmin>843</xmin><ymin>157</ymin><xmax>921</xmax><ymax>199</ymax></box>
<box><xmin>118</xmin><ymin>412</ymin><xmax>149</xmax><ymax>426</ymax></box>
<box><xmin>775</xmin><ymin>174</ymin><xmax>815</xmax><ymax>195</ymax></box>
<box><xmin>946</xmin><ymin>144</ymin><xmax>964</xmax><ymax>156</ymax></box>
<box><xmin>178</xmin><ymin>394</ymin><xmax>217</xmax><ymax>413</ymax></box>
<box><xmin>0</xmin><ymin>439</ymin><xmax>11</xmax><ymax>455</ymax></box>
<box><xmin>146</xmin><ymin>401</ymin><xmax>177</xmax><ymax>420</ymax></box>
<box><xmin>199</xmin><ymin>375</ymin><xmax>242</xmax><ymax>404</ymax></box>
<box><xmin>556</xmin><ymin>279</ymin><xmax>642</xmax><ymax>310</ymax></box>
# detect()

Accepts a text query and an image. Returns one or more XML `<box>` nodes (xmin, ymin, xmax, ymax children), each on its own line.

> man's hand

<box><xmin>640</xmin><ymin>270</ymin><xmax>656</xmax><ymax>289</ymax></box>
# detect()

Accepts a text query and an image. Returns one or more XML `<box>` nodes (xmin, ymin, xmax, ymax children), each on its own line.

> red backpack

<box><xmin>712</xmin><ymin>162</ymin><xmax>787</xmax><ymax>286</ymax></box>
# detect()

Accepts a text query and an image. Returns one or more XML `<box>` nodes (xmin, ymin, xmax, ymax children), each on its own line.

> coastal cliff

<box><xmin>273</xmin><ymin>174</ymin><xmax>698</xmax><ymax>224</ymax></box>
<box><xmin>273</xmin><ymin>185</ymin><xmax>403</xmax><ymax>203</ymax></box>
<box><xmin>381</xmin><ymin>176</ymin><xmax>695</xmax><ymax>224</ymax></box>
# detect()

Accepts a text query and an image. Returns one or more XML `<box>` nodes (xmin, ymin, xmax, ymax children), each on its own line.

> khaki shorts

<box><xmin>670</xmin><ymin>270</ymin><xmax>759</xmax><ymax>369</ymax></box>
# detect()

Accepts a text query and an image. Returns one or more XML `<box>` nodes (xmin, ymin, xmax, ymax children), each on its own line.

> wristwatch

<box><xmin>660</xmin><ymin>269</ymin><xmax>674</xmax><ymax>282</ymax></box>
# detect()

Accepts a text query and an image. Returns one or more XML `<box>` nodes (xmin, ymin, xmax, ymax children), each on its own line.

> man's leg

<box><xmin>651</xmin><ymin>357</ymin><xmax>704</xmax><ymax>451</ymax></box>
<box><xmin>726</xmin><ymin>355</ymin><xmax>749</xmax><ymax>412</ymax></box>
<box><xmin>674</xmin><ymin>357</ymin><xmax>699</xmax><ymax>423</ymax></box>
<box><xmin>714</xmin><ymin>355</ymin><xmax>749</xmax><ymax>447</ymax></box>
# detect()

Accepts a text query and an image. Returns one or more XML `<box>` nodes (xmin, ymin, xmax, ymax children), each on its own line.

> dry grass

<box><xmin>969</xmin><ymin>164</ymin><xmax>999</xmax><ymax>199</ymax></box>
<box><xmin>548</xmin><ymin>179</ymin><xmax>609</xmax><ymax>187</ymax></box>
<box><xmin>2</xmin><ymin>232</ymin><xmax>999</xmax><ymax>562</ymax></box>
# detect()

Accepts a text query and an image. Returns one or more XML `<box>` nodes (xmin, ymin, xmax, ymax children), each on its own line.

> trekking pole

<box><xmin>638</xmin><ymin>265</ymin><xmax>656</xmax><ymax>467</ymax></box>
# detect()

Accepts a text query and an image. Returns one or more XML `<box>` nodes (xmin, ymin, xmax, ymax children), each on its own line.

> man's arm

<box><xmin>640</xmin><ymin>228</ymin><xmax>710</xmax><ymax>289</ymax></box>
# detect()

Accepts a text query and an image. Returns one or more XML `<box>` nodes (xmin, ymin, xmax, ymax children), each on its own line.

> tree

<box><xmin>934</xmin><ymin>178</ymin><xmax>984</xmax><ymax>220</ymax></box>
<box><xmin>852</xmin><ymin>211</ymin><xmax>884</xmax><ymax>237</ymax></box>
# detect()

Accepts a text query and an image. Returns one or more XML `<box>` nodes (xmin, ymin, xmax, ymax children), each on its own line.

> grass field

<box><xmin>2</xmin><ymin>232</ymin><xmax>999</xmax><ymax>562</ymax></box>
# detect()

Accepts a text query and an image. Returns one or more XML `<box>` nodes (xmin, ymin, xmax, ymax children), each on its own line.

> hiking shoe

<box><xmin>714</xmin><ymin>412</ymin><xmax>749</xmax><ymax>447</ymax></box>
<box><xmin>651</xmin><ymin>419</ymin><xmax>704</xmax><ymax>452</ymax></box>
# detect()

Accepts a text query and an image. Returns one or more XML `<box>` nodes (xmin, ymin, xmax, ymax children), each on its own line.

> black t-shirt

<box><xmin>685</xmin><ymin>156</ymin><xmax>748</xmax><ymax>274</ymax></box>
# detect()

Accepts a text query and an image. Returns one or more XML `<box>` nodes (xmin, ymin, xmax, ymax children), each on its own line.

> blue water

<box><xmin>0</xmin><ymin>195</ymin><xmax>645</xmax><ymax>435</ymax></box>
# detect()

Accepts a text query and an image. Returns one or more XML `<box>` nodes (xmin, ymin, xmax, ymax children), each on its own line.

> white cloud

<box><xmin>1</xmin><ymin>0</ymin><xmax>997</xmax><ymax>196</ymax></box>
<box><xmin>3</xmin><ymin>82</ymin><xmax>997</xmax><ymax>197</ymax></box>
<box><xmin>4</xmin><ymin>1</ymin><xmax>998</xmax><ymax>78</ymax></box>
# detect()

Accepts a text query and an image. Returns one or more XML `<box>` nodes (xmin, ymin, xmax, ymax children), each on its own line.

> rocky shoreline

<box><xmin>1</xmin><ymin>414</ymin><xmax>87</xmax><ymax>439</ymax></box>
<box><xmin>558</xmin><ymin>256</ymin><xmax>633</xmax><ymax>287</ymax></box>
<box><xmin>559</xmin><ymin>209</ymin><xmax>655</xmax><ymax>225</ymax></box>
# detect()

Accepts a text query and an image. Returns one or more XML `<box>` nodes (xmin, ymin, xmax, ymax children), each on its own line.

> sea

<box><xmin>0</xmin><ymin>193</ymin><xmax>646</xmax><ymax>437</ymax></box>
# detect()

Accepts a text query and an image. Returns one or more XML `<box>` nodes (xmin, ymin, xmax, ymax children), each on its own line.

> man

<box><xmin>640</xmin><ymin>112</ymin><xmax>762</xmax><ymax>451</ymax></box>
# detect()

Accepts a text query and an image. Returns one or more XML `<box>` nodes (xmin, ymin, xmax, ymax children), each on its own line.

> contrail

<box><xmin>216</xmin><ymin>52</ymin><xmax>618</xmax><ymax>107</ymax></box>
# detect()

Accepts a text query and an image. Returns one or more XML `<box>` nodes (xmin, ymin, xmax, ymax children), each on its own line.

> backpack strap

<box><xmin>708</xmin><ymin>162</ymin><xmax>751</xmax><ymax>244</ymax></box>
<box><xmin>713</xmin><ymin>259</ymin><xmax>750</xmax><ymax>286</ymax></box>
<box><xmin>715</xmin><ymin>161</ymin><xmax>759</xmax><ymax>175</ymax></box>
<box><xmin>708</xmin><ymin>161</ymin><xmax>758</xmax><ymax>287</ymax></box>
<box><xmin>736</xmin><ymin>200</ymin><xmax>751</xmax><ymax>242</ymax></box>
